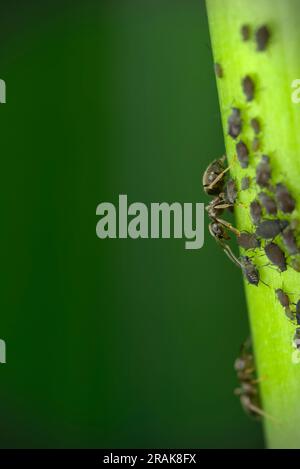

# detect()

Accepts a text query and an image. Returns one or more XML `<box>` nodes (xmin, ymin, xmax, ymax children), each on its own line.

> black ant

<box><xmin>234</xmin><ymin>338</ymin><xmax>274</xmax><ymax>420</ymax></box>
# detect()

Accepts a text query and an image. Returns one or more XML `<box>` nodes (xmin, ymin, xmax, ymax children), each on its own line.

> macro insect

<box><xmin>214</xmin><ymin>63</ymin><xmax>223</xmax><ymax>79</ymax></box>
<box><xmin>291</xmin><ymin>257</ymin><xmax>300</xmax><ymax>273</ymax></box>
<box><xmin>240</xmin><ymin>256</ymin><xmax>260</xmax><ymax>286</ymax></box>
<box><xmin>282</xmin><ymin>227</ymin><xmax>298</xmax><ymax>255</ymax></box>
<box><xmin>258</xmin><ymin>192</ymin><xmax>277</xmax><ymax>215</ymax></box>
<box><xmin>240</xmin><ymin>24</ymin><xmax>250</xmax><ymax>41</ymax></box>
<box><xmin>237</xmin><ymin>232</ymin><xmax>260</xmax><ymax>250</ymax></box>
<box><xmin>242</xmin><ymin>75</ymin><xmax>255</xmax><ymax>102</ymax></box>
<box><xmin>264</xmin><ymin>242</ymin><xmax>287</xmax><ymax>272</ymax></box>
<box><xmin>296</xmin><ymin>300</ymin><xmax>300</xmax><ymax>325</ymax></box>
<box><xmin>228</xmin><ymin>108</ymin><xmax>242</xmax><ymax>139</ymax></box>
<box><xmin>234</xmin><ymin>339</ymin><xmax>269</xmax><ymax>419</ymax></box>
<box><xmin>275</xmin><ymin>289</ymin><xmax>294</xmax><ymax>321</ymax></box>
<box><xmin>255</xmin><ymin>25</ymin><xmax>270</xmax><ymax>52</ymax></box>
<box><xmin>203</xmin><ymin>157</ymin><xmax>240</xmax><ymax>246</ymax></box>
<box><xmin>256</xmin><ymin>155</ymin><xmax>271</xmax><ymax>188</ymax></box>
<box><xmin>294</xmin><ymin>328</ymin><xmax>300</xmax><ymax>349</ymax></box>
<box><xmin>241</xmin><ymin>176</ymin><xmax>250</xmax><ymax>191</ymax></box>
<box><xmin>203</xmin><ymin>155</ymin><xmax>229</xmax><ymax>195</ymax></box>
<box><xmin>275</xmin><ymin>183</ymin><xmax>296</xmax><ymax>214</ymax></box>
<box><xmin>206</xmin><ymin>197</ymin><xmax>240</xmax><ymax>237</ymax></box>
<box><xmin>251</xmin><ymin>118</ymin><xmax>260</xmax><ymax>135</ymax></box>
<box><xmin>226</xmin><ymin>178</ymin><xmax>238</xmax><ymax>204</ymax></box>
<box><xmin>250</xmin><ymin>200</ymin><xmax>262</xmax><ymax>225</ymax></box>
<box><xmin>236</xmin><ymin>141</ymin><xmax>249</xmax><ymax>168</ymax></box>
<box><xmin>255</xmin><ymin>219</ymin><xmax>289</xmax><ymax>239</ymax></box>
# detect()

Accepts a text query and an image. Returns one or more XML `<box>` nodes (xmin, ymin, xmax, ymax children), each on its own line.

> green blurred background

<box><xmin>0</xmin><ymin>0</ymin><xmax>263</xmax><ymax>448</ymax></box>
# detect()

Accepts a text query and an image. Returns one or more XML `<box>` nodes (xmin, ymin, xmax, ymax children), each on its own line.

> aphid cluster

<box><xmin>207</xmin><ymin>22</ymin><xmax>300</xmax><ymax>418</ymax></box>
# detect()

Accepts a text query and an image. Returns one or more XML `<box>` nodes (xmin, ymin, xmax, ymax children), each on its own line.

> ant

<box><xmin>203</xmin><ymin>156</ymin><xmax>240</xmax><ymax>239</ymax></box>
<box><xmin>234</xmin><ymin>338</ymin><xmax>274</xmax><ymax>420</ymax></box>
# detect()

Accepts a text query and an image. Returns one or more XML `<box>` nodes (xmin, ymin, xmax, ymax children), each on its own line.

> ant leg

<box><xmin>215</xmin><ymin>217</ymin><xmax>240</xmax><ymax>236</ymax></box>
<box><xmin>206</xmin><ymin>166</ymin><xmax>231</xmax><ymax>192</ymax></box>
<box><xmin>223</xmin><ymin>244</ymin><xmax>242</xmax><ymax>268</ymax></box>
<box><xmin>246</xmin><ymin>402</ymin><xmax>278</xmax><ymax>423</ymax></box>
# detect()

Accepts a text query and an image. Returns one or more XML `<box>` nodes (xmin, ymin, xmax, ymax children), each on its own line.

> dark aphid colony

<box><xmin>256</xmin><ymin>155</ymin><xmax>271</xmax><ymax>188</ymax></box>
<box><xmin>255</xmin><ymin>219</ymin><xmax>289</xmax><ymax>239</ymax></box>
<box><xmin>228</xmin><ymin>108</ymin><xmax>242</xmax><ymax>139</ymax></box>
<box><xmin>241</xmin><ymin>176</ymin><xmax>250</xmax><ymax>191</ymax></box>
<box><xmin>264</xmin><ymin>242</ymin><xmax>287</xmax><ymax>272</ymax></box>
<box><xmin>204</xmin><ymin>18</ymin><xmax>300</xmax><ymax>424</ymax></box>
<box><xmin>250</xmin><ymin>200</ymin><xmax>262</xmax><ymax>225</ymax></box>
<box><xmin>242</xmin><ymin>75</ymin><xmax>255</xmax><ymax>102</ymax></box>
<box><xmin>275</xmin><ymin>183</ymin><xmax>296</xmax><ymax>213</ymax></box>
<box><xmin>214</xmin><ymin>63</ymin><xmax>223</xmax><ymax>78</ymax></box>
<box><xmin>251</xmin><ymin>118</ymin><xmax>261</xmax><ymax>135</ymax></box>
<box><xmin>236</xmin><ymin>141</ymin><xmax>249</xmax><ymax>168</ymax></box>
<box><xmin>255</xmin><ymin>25</ymin><xmax>271</xmax><ymax>52</ymax></box>
<box><xmin>237</xmin><ymin>232</ymin><xmax>260</xmax><ymax>250</ymax></box>
<box><xmin>240</xmin><ymin>24</ymin><xmax>251</xmax><ymax>41</ymax></box>
<box><xmin>258</xmin><ymin>192</ymin><xmax>277</xmax><ymax>215</ymax></box>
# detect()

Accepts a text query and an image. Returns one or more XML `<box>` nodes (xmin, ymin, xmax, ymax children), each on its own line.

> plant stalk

<box><xmin>206</xmin><ymin>0</ymin><xmax>300</xmax><ymax>449</ymax></box>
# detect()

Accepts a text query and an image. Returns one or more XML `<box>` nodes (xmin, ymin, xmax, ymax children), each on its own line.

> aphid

<box><xmin>291</xmin><ymin>257</ymin><xmax>300</xmax><ymax>272</ymax></box>
<box><xmin>276</xmin><ymin>289</ymin><xmax>290</xmax><ymax>309</ymax></box>
<box><xmin>203</xmin><ymin>155</ymin><xmax>229</xmax><ymax>195</ymax></box>
<box><xmin>236</xmin><ymin>141</ymin><xmax>249</xmax><ymax>168</ymax></box>
<box><xmin>294</xmin><ymin>328</ymin><xmax>300</xmax><ymax>349</ymax></box>
<box><xmin>251</xmin><ymin>118</ymin><xmax>260</xmax><ymax>135</ymax></box>
<box><xmin>264</xmin><ymin>242</ymin><xmax>287</xmax><ymax>272</ymax></box>
<box><xmin>255</xmin><ymin>219</ymin><xmax>289</xmax><ymax>239</ymax></box>
<box><xmin>250</xmin><ymin>200</ymin><xmax>262</xmax><ymax>225</ymax></box>
<box><xmin>241</xmin><ymin>176</ymin><xmax>250</xmax><ymax>191</ymax></box>
<box><xmin>256</xmin><ymin>155</ymin><xmax>271</xmax><ymax>188</ymax></box>
<box><xmin>258</xmin><ymin>192</ymin><xmax>277</xmax><ymax>215</ymax></box>
<box><xmin>242</xmin><ymin>75</ymin><xmax>255</xmax><ymax>102</ymax></box>
<box><xmin>275</xmin><ymin>183</ymin><xmax>296</xmax><ymax>213</ymax></box>
<box><xmin>252</xmin><ymin>138</ymin><xmax>260</xmax><ymax>152</ymax></box>
<box><xmin>237</xmin><ymin>232</ymin><xmax>260</xmax><ymax>250</ymax></box>
<box><xmin>214</xmin><ymin>63</ymin><xmax>223</xmax><ymax>78</ymax></box>
<box><xmin>226</xmin><ymin>178</ymin><xmax>238</xmax><ymax>204</ymax></box>
<box><xmin>241</xmin><ymin>24</ymin><xmax>251</xmax><ymax>41</ymax></box>
<box><xmin>228</xmin><ymin>108</ymin><xmax>242</xmax><ymax>139</ymax></box>
<box><xmin>275</xmin><ymin>289</ymin><xmax>294</xmax><ymax>321</ymax></box>
<box><xmin>256</xmin><ymin>25</ymin><xmax>270</xmax><ymax>52</ymax></box>
<box><xmin>282</xmin><ymin>227</ymin><xmax>298</xmax><ymax>255</ymax></box>
<box><xmin>240</xmin><ymin>256</ymin><xmax>260</xmax><ymax>286</ymax></box>
<box><xmin>296</xmin><ymin>300</ymin><xmax>300</xmax><ymax>325</ymax></box>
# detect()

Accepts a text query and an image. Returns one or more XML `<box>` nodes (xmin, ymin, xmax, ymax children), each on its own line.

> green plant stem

<box><xmin>206</xmin><ymin>0</ymin><xmax>300</xmax><ymax>449</ymax></box>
